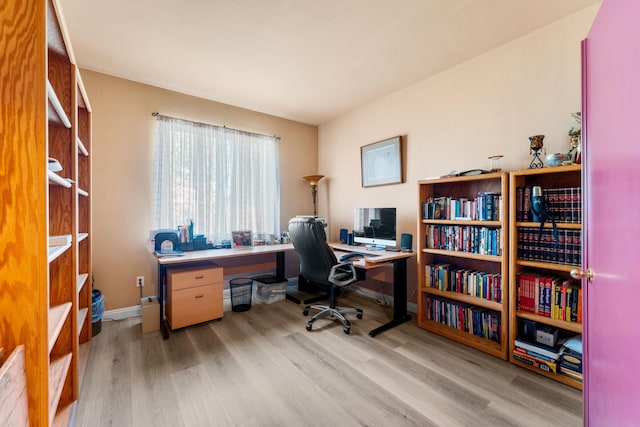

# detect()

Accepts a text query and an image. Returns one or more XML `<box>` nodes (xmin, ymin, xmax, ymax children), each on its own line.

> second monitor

<box><xmin>353</xmin><ymin>207</ymin><xmax>396</xmax><ymax>249</ymax></box>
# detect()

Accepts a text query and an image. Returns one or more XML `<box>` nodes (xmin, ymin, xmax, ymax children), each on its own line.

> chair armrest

<box><xmin>329</xmin><ymin>262</ymin><xmax>358</xmax><ymax>287</ymax></box>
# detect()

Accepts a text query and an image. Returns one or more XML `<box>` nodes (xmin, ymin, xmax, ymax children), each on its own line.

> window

<box><xmin>153</xmin><ymin>115</ymin><xmax>280</xmax><ymax>243</ymax></box>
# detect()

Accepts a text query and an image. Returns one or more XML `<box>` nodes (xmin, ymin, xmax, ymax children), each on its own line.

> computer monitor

<box><xmin>353</xmin><ymin>208</ymin><xmax>397</xmax><ymax>248</ymax></box>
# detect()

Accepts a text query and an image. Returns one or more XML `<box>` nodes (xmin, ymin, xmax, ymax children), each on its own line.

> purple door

<box><xmin>583</xmin><ymin>0</ymin><xmax>640</xmax><ymax>424</ymax></box>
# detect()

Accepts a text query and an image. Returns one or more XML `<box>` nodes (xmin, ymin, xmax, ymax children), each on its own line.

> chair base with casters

<box><xmin>302</xmin><ymin>264</ymin><xmax>363</xmax><ymax>334</ymax></box>
<box><xmin>303</xmin><ymin>301</ymin><xmax>363</xmax><ymax>334</ymax></box>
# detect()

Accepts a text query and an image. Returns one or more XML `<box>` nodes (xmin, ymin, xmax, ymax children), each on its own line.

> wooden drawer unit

<box><xmin>166</xmin><ymin>263</ymin><xmax>223</xmax><ymax>329</ymax></box>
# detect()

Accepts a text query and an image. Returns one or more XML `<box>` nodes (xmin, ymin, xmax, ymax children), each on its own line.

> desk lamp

<box><xmin>302</xmin><ymin>174</ymin><xmax>324</xmax><ymax>217</ymax></box>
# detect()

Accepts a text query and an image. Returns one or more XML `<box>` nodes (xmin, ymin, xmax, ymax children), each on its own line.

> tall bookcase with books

<box><xmin>0</xmin><ymin>0</ymin><xmax>93</xmax><ymax>424</ymax></box>
<box><xmin>509</xmin><ymin>164</ymin><xmax>582</xmax><ymax>390</ymax></box>
<box><xmin>417</xmin><ymin>173</ymin><xmax>509</xmax><ymax>360</ymax></box>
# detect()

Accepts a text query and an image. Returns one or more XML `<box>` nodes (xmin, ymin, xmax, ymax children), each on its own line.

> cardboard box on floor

<box><xmin>141</xmin><ymin>296</ymin><xmax>160</xmax><ymax>333</ymax></box>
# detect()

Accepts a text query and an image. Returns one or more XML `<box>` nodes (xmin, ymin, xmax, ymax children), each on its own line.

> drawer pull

<box><xmin>194</xmin><ymin>275</ymin><xmax>204</xmax><ymax>279</ymax></box>
<box><xmin>195</xmin><ymin>294</ymin><xmax>204</xmax><ymax>299</ymax></box>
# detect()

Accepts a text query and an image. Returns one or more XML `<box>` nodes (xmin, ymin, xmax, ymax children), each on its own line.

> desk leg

<box><xmin>158</xmin><ymin>263</ymin><xmax>170</xmax><ymax>339</ymax></box>
<box><xmin>286</xmin><ymin>293</ymin><xmax>303</xmax><ymax>304</ymax></box>
<box><xmin>368</xmin><ymin>258</ymin><xmax>411</xmax><ymax>337</ymax></box>
<box><xmin>275</xmin><ymin>251</ymin><xmax>285</xmax><ymax>281</ymax></box>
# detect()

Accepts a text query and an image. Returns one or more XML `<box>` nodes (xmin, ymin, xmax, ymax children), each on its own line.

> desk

<box><xmin>155</xmin><ymin>242</ymin><xmax>414</xmax><ymax>339</ymax></box>
<box><xmin>329</xmin><ymin>243</ymin><xmax>415</xmax><ymax>337</ymax></box>
<box><xmin>157</xmin><ymin>244</ymin><xmax>295</xmax><ymax>338</ymax></box>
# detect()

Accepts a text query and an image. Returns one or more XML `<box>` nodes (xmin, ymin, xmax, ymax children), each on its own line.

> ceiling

<box><xmin>59</xmin><ymin>0</ymin><xmax>599</xmax><ymax>126</ymax></box>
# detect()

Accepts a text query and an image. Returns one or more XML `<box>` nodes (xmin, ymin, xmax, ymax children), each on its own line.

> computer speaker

<box><xmin>400</xmin><ymin>233</ymin><xmax>413</xmax><ymax>252</ymax></box>
<box><xmin>339</xmin><ymin>228</ymin><xmax>348</xmax><ymax>244</ymax></box>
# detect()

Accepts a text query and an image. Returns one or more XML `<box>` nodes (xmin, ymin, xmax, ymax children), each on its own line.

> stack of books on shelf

<box><xmin>513</xmin><ymin>336</ymin><xmax>563</xmax><ymax>374</ymax></box>
<box><xmin>514</xmin><ymin>319</ymin><xmax>566</xmax><ymax>373</ymax></box>
<box><xmin>559</xmin><ymin>335</ymin><xmax>583</xmax><ymax>382</ymax></box>
<box><xmin>515</xmin><ymin>186</ymin><xmax>581</xmax><ymax>223</ymax></box>
<box><xmin>516</xmin><ymin>273</ymin><xmax>582</xmax><ymax>322</ymax></box>
<box><xmin>422</xmin><ymin>192</ymin><xmax>503</xmax><ymax>221</ymax></box>
<box><xmin>425</xmin><ymin>263</ymin><xmax>502</xmax><ymax>302</ymax></box>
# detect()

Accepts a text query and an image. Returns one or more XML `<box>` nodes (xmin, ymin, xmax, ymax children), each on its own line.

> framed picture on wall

<box><xmin>361</xmin><ymin>136</ymin><xmax>403</xmax><ymax>187</ymax></box>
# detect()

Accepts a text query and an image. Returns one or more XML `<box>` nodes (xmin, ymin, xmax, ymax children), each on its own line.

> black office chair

<box><xmin>288</xmin><ymin>217</ymin><xmax>363</xmax><ymax>334</ymax></box>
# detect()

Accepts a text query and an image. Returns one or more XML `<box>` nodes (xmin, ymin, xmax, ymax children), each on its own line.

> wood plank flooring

<box><xmin>76</xmin><ymin>292</ymin><xmax>582</xmax><ymax>426</ymax></box>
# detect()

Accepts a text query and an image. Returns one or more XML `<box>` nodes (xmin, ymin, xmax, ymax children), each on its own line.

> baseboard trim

<box><xmin>103</xmin><ymin>305</ymin><xmax>141</xmax><ymax>320</ymax></box>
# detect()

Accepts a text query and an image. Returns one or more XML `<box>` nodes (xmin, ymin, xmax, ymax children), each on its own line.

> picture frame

<box><xmin>231</xmin><ymin>230</ymin><xmax>253</xmax><ymax>247</ymax></box>
<box><xmin>361</xmin><ymin>136</ymin><xmax>403</xmax><ymax>187</ymax></box>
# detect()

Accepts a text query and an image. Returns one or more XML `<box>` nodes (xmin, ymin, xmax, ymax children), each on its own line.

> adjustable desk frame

<box><xmin>155</xmin><ymin>243</ymin><xmax>413</xmax><ymax>339</ymax></box>
<box><xmin>329</xmin><ymin>243</ymin><xmax>414</xmax><ymax>337</ymax></box>
<box><xmin>369</xmin><ymin>256</ymin><xmax>410</xmax><ymax>337</ymax></box>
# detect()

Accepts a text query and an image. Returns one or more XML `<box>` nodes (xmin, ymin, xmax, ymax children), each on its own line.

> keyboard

<box><xmin>339</xmin><ymin>252</ymin><xmax>366</xmax><ymax>262</ymax></box>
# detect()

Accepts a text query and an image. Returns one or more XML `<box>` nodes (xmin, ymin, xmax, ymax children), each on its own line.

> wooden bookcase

<box><xmin>0</xmin><ymin>0</ymin><xmax>93</xmax><ymax>424</ymax></box>
<box><xmin>508</xmin><ymin>165</ymin><xmax>582</xmax><ymax>390</ymax></box>
<box><xmin>417</xmin><ymin>173</ymin><xmax>509</xmax><ymax>360</ymax></box>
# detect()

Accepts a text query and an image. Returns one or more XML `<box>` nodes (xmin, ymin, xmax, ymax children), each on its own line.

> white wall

<box><xmin>82</xmin><ymin>71</ymin><xmax>317</xmax><ymax>310</ymax></box>
<box><xmin>317</xmin><ymin>5</ymin><xmax>600</xmax><ymax>300</ymax></box>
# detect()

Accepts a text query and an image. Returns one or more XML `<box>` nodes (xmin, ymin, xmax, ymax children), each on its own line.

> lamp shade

<box><xmin>302</xmin><ymin>174</ymin><xmax>324</xmax><ymax>186</ymax></box>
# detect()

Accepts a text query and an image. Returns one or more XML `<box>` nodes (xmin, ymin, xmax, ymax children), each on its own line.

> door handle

<box><xmin>195</xmin><ymin>294</ymin><xmax>204</xmax><ymax>299</ymax></box>
<box><xmin>570</xmin><ymin>268</ymin><xmax>594</xmax><ymax>282</ymax></box>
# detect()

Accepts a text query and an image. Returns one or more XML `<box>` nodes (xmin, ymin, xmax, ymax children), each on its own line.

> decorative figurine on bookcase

<box><xmin>528</xmin><ymin>135</ymin><xmax>545</xmax><ymax>169</ymax></box>
<box><xmin>565</xmin><ymin>112</ymin><xmax>582</xmax><ymax>165</ymax></box>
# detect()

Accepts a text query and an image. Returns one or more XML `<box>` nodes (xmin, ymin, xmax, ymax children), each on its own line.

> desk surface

<box><xmin>157</xmin><ymin>243</ymin><xmax>295</xmax><ymax>265</ymax></box>
<box><xmin>156</xmin><ymin>242</ymin><xmax>413</xmax><ymax>267</ymax></box>
<box><xmin>329</xmin><ymin>242</ymin><xmax>415</xmax><ymax>269</ymax></box>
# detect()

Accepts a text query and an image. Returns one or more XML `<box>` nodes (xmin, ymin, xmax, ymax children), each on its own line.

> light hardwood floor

<box><xmin>76</xmin><ymin>292</ymin><xmax>582</xmax><ymax>426</ymax></box>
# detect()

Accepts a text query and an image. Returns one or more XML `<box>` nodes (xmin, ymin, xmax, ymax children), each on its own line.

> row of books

<box><xmin>422</xmin><ymin>192</ymin><xmax>503</xmax><ymax>221</ymax></box>
<box><xmin>425</xmin><ymin>263</ymin><xmax>502</xmax><ymax>302</ymax></box>
<box><xmin>516</xmin><ymin>273</ymin><xmax>582</xmax><ymax>322</ymax></box>
<box><xmin>515</xmin><ymin>186</ymin><xmax>581</xmax><ymax>223</ymax></box>
<box><xmin>426</xmin><ymin>296</ymin><xmax>501</xmax><ymax>343</ymax></box>
<box><xmin>427</xmin><ymin>225</ymin><xmax>502</xmax><ymax>256</ymax></box>
<box><xmin>517</xmin><ymin>227</ymin><xmax>581</xmax><ymax>266</ymax></box>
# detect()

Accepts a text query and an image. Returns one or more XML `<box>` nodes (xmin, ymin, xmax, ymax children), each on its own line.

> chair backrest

<box><xmin>288</xmin><ymin>217</ymin><xmax>337</xmax><ymax>287</ymax></box>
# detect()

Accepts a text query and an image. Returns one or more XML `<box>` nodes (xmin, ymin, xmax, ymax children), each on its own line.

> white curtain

<box><xmin>153</xmin><ymin>115</ymin><xmax>280</xmax><ymax>243</ymax></box>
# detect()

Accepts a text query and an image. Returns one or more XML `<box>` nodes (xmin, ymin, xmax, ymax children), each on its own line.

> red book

<box><xmin>577</xmin><ymin>287</ymin><xmax>583</xmax><ymax>323</ymax></box>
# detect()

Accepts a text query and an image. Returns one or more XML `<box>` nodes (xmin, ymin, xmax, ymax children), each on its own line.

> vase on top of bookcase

<box><xmin>528</xmin><ymin>135</ymin><xmax>545</xmax><ymax>169</ymax></box>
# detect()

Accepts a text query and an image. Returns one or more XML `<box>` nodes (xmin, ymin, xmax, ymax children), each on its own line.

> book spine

<box><xmin>523</xmin><ymin>186</ymin><xmax>531</xmax><ymax>221</ymax></box>
<box><xmin>516</xmin><ymin>187</ymin><xmax>523</xmax><ymax>221</ymax></box>
<box><xmin>513</xmin><ymin>351</ymin><xmax>558</xmax><ymax>373</ymax></box>
<box><xmin>577</xmin><ymin>287</ymin><xmax>583</xmax><ymax>323</ymax></box>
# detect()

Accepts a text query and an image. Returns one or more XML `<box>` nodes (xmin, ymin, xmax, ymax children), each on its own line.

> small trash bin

<box><xmin>91</xmin><ymin>289</ymin><xmax>104</xmax><ymax>336</ymax></box>
<box><xmin>229</xmin><ymin>278</ymin><xmax>253</xmax><ymax>312</ymax></box>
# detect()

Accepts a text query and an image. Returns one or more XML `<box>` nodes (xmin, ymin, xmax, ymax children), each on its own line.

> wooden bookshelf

<box><xmin>0</xmin><ymin>0</ymin><xmax>93</xmax><ymax>423</ymax></box>
<box><xmin>417</xmin><ymin>172</ymin><xmax>509</xmax><ymax>360</ymax></box>
<box><xmin>509</xmin><ymin>164</ymin><xmax>583</xmax><ymax>390</ymax></box>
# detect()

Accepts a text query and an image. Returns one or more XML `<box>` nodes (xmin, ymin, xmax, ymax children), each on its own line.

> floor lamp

<box><xmin>291</xmin><ymin>174</ymin><xmax>328</xmax><ymax>305</ymax></box>
<box><xmin>302</xmin><ymin>174</ymin><xmax>324</xmax><ymax>217</ymax></box>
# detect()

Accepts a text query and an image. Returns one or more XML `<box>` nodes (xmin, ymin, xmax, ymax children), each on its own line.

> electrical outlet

<box><xmin>136</xmin><ymin>276</ymin><xmax>144</xmax><ymax>287</ymax></box>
